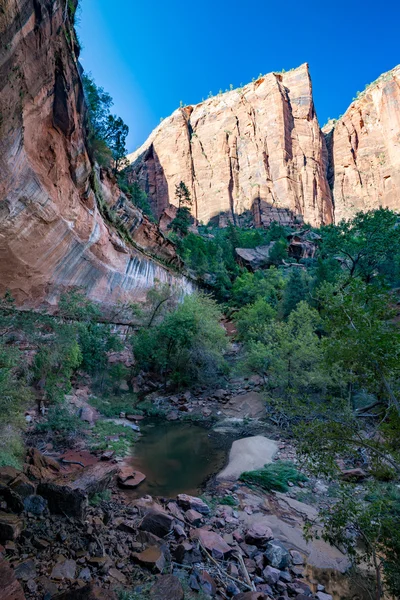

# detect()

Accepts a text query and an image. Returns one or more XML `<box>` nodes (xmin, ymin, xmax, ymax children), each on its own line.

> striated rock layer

<box><xmin>324</xmin><ymin>65</ymin><xmax>400</xmax><ymax>223</ymax></box>
<box><xmin>0</xmin><ymin>0</ymin><xmax>193</xmax><ymax>312</ymax></box>
<box><xmin>127</xmin><ymin>64</ymin><xmax>333</xmax><ymax>228</ymax></box>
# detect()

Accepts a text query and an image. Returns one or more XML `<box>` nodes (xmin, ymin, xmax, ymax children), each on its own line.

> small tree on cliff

<box><xmin>169</xmin><ymin>181</ymin><xmax>193</xmax><ymax>236</ymax></box>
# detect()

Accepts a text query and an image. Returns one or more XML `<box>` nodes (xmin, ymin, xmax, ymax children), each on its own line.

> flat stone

<box><xmin>340</xmin><ymin>468</ymin><xmax>367</xmax><ymax>482</ymax></box>
<box><xmin>217</xmin><ymin>436</ymin><xmax>278</xmax><ymax>481</ymax></box>
<box><xmin>51</xmin><ymin>558</ymin><xmax>77</xmax><ymax>580</ymax></box>
<box><xmin>132</xmin><ymin>546</ymin><xmax>166</xmax><ymax>572</ymax></box>
<box><xmin>118</xmin><ymin>468</ymin><xmax>146</xmax><ymax>489</ymax></box>
<box><xmin>150</xmin><ymin>574</ymin><xmax>184</xmax><ymax>600</ymax></box>
<box><xmin>14</xmin><ymin>559</ymin><xmax>37</xmax><ymax>581</ymax></box>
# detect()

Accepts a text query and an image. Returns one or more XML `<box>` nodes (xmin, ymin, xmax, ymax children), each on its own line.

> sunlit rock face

<box><xmin>0</xmin><ymin>0</ymin><xmax>193</xmax><ymax>311</ymax></box>
<box><xmin>127</xmin><ymin>64</ymin><xmax>334</xmax><ymax>228</ymax></box>
<box><xmin>324</xmin><ymin>65</ymin><xmax>400</xmax><ymax>223</ymax></box>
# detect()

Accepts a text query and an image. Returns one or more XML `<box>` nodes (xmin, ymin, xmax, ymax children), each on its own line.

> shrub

<box><xmin>240</xmin><ymin>461</ymin><xmax>307</xmax><ymax>492</ymax></box>
<box><xmin>132</xmin><ymin>293</ymin><xmax>228</xmax><ymax>387</ymax></box>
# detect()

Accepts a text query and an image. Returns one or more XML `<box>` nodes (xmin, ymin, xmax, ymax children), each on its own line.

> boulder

<box><xmin>262</xmin><ymin>565</ymin><xmax>280</xmax><ymax>585</ymax></box>
<box><xmin>0</xmin><ymin>512</ymin><xmax>24</xmax><ymax>543</ymax></box>
<box><xmin>150</xmin><ymin>574</ymin><xmax>184</xmax><ymax>600</ymax></box>
<box><xmin>177</xmin><ymin>494</ymin><xmax>210</xmax><ymax>514</ymax></box>
<box><xmin>340</xmin><ymin>468</ymin><xmax>367</xmax><ymax>482</ymax></box>
<box><xmin>191</xmin><ymin>528</ymin><xmax>232</xmax><ymax>559</ymax></box>
<box><xmin>8</xmin><ymin>474</ymin><xmax>35</xmax><ymax>499</ymax></box>
<box><xmin>235</xmin><ymin>245</ymin><xmax>276</xmax><ymax>270</ymax></box>
<box><xmin>23</xmin><ymin>495</ymin><xmax>47</xmax><ymax>516</ymax></box>
<box><xmin>0</xmin><ymin>483</ymin><xmax>24</xmax><ymax>513</ymax></box>
<box><xmin>118</xmin><ymin>468</ymin><xmax>146</xmax><ymax>489</ymax></box>
<box><xmin>185</xmin><ymin>509</ymin><xmax>203</xmax><ymax>526</ymax></box>
<box><xmin>0</xmin><ymin>558</ymin><xmax>26</xmax><ymax>600</ymax></box>
<box><xmin>245</xmin><ymin>523</ymin><xmax>274</xmax><ymax>546</ymax></box>
<box><xmin>38</xmin><ymin>463</ymin><xmax>118</xmax><ymax>519</ymax></box>
<box><xmin>140</xmin><ymin>510</ymin><xmax>174</xmax><ymax>538</ymax></box>
<box><xmin>24</xmin><ymin>448</ymin><xmax>60</xmax><ymax>481</ymax></box>
<box><xmin>264</xmin><ymin>540</ymin><xmax>290</xmax><ymax>569</ymax></box>
<box><xmin>0</xmin><ymin>467</ymin><xmax>20</xmax><ymax>485</ymax></box>
<box><xmin>132</xmin><ymin>546</ymin><xmax>166</xmax><ymax>572</ymax></box>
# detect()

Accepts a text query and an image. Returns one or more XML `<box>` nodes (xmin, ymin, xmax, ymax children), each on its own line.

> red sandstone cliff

<box><xmin>324</xmin><ymin>65</ymin><xmax>400</xmax><ymax>223</ymax></box>
<box><xmin>0</xmin><ymin>0</ymin><xmax>192</xmax><ymax>311</ymax></box>
<box><xmin>127</xmin><ymin>64</ymin><xmax>334</xmax><ymax>228</ymax></box>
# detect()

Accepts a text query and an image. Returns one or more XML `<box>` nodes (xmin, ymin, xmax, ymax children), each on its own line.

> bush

<box><xmin>132</xmin><ymin>293</ymin><xmax>228</xmax><ymax>387</ymax></box>
<box><xmin>240</xmin><ymin>461</ymin><xmax>307</xmax><ymax>492</ymax></box>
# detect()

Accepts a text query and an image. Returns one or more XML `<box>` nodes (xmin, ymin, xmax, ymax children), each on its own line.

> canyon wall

<box><xmin>127</xmin><ymin>64</ymin><xmax>333</xmax><ymax>228</ymax></box>
<box><xmin>324</xmin><ymin>65</ymin><xmax>400</xmax><ymax>223</ymax></box>
<box><xmin>128</xmin><ymin>65</ymin><xmax>400</xmax><ymax>228</ymax></box>
<box><xmin>0</xmin><ymin>0</ymin><xmax>193</xmax><ymax>312</ymax></box>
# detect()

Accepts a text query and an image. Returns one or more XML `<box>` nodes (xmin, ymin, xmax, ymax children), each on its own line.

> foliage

<box><xmin>169</xmin><ymin>181</ymin><xmax>193</xmax><ymax>236</ymax></box>
<box><xmin>82</xmin><ymin>73</ymin><xmax>129</xmax><ymax>171</ymax></box>
<box><xmin>89</xmin><ymin>394</ymin><xmax>137</xmax><ymax>418</ymax></box>
<box><xmin>89</xmin><ymin>421</ymin><xmax>138</xmax><ymax>455</ymax></box>
<box><xmin>219</xmin><ymin>495</ymin><xmax>238</xmax><ymax>506</ymax></box>
<box><xmin>240</xmin><ymin>461</ymin><xmax>307</xmax><ymax>492</ymax></box>
<box><xmin>132</xmin><ymin>293</ymin><xmax>228</xmax><ymax>387</ymax></box>
<box><xmin>305</xmin><ymin>485</ymin><xmax>400</xmax><ymax>598</ymax></box>
<box><xmin>117</xmin><ymin>175</ymin><xmax>155</xmax><ymax>220</ymax></box>
<box><xmin>36</xmin><ymin>406</ymin><xmax>84</xmax><ymax>442</ymax></box>
<box><xmin>89</xmin><ymin>489</ymin><xmax>112</xmax><ymax>506</ymax></box>
<box><xmin>320</xmin><ymin>208</ymin><xmax>400</xmax><ymax>282</ymax></box>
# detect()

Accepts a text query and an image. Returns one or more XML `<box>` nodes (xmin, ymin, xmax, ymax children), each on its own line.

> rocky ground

<box><xmin>0</xmin><ymin>430</ymin><xmax>371</xmax><ymax>600</ymax></box>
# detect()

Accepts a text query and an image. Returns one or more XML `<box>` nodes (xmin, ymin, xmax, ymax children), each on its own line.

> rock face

<box><xmin>0</xmin><ymin>0</ymin><xmax>193</xmax><ymax>311</ymax></box>
<box><xmin>128</xmin><ymin>64</ymin><xmax>333</xmax><ymax>228</ymax></box>
<box><xmin>129</xmin><ymin>64</ymin><xmax>400</xmax><ymax>228</ymax></box>
<box><xmin>324</xmin><ymin>65</ymin><xmax>400</xmax><ymax>223</ymax></box>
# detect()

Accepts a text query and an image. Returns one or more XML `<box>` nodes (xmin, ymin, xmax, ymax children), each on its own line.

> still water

<box><xmin>128</xmin><ymin>420</ymin><xmax>228</xmax><ymax>498</ymax></box>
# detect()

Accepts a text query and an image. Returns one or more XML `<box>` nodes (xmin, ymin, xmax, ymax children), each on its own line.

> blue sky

<box><xmin>77</xmin><ymin>0</ymin><xmax>400</xmax><ymax>153</ymax></box>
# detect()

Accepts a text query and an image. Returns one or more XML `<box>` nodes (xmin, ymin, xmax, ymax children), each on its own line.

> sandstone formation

<box><xmin>324</xmin><ymin>65</ymin><xmax>400</xmax><ymax>222</ymax></box>
<box><xmin>127</xmin><ymin>64</ymin><xmax>333</xmax><ymax>228</ymax></box>
<box><xmin>129</xmin><ymin>64</ymin><xmax>400</xmax><ymax>228</ymax></box>
<box><xmin>0</xmin><ymin>0</ymin><xmax>193</xmax><ymax>312</ymax></box>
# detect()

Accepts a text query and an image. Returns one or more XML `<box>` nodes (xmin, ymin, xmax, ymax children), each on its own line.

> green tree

<box><xmin>321</xmin><ymin>209</ymin><xmax>400</xmax><ymax>283</ymax></box>
<box><xmin>132</xmin><ymin>293</ymin><xmax>227</xmax><ymax>387</ymax></box>
<box><xmin>82</xmin><ymin>73</ymin><xmax>129</xmax><ymax>171</ymax></box>
<box><xmin>170</xmin><ymin>181</ymin><xmax>193</xmax><ymax>236</ymax></box>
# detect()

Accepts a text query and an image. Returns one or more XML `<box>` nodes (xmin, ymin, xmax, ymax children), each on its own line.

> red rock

<box><xmin>177</xmin><ymin>494</ymin><xmax>210</xmax><ymax>514</ymax></box>
<box><xmin>0</xmin><ymin>558</ymin><xmax>26</xmax><ymax>600</ymax></box>
<box><xmin>185</xmin><ymin>509</ymin><xmax>203</xmax><ymax>526</ymax></box>
<box><xmin>150</xmin><ymin>574</ymin><xmax>184</xmax><ymax>600</ymax></box>
<box><xmin>132</xmin><ymin>546</ymin><xmax>166</xmax><ymax>572</ymax></box>
<box><xmin>245</xmin><ymin>523</ymin><xmax>274</xmax><ymax>546</ymax></box>
<box><xmin>340</xmin><ymin>468</ymin><xmax>367</xmax><ymax>481</ymax></box>
<box><xmin>140</xmin><ymin>510</ymin><xmax>174</xmax><ymax>538</ymax></box>
<box><xmin>118</xmin><ymin>468</ymin><xmax>146</xmax><ymax>489</ymax></box>
<box><xmin>191</xmin><ymin>528</ymin><xmax>232</xmax><ymax>559</ymax></box>
<box><xmin>128</xmin><ymin>64</ymin><xmax>332</xmax><ymax>229</ymax></box>
<box><xmin>325</xmin><ymin>65</ymin><xmax>400</xmax><ymax>223</ymax></box>
<box><xmin>0</xmin><ymin>0</ymin><xmax>191</xmax><ymax>310</ymax></box>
